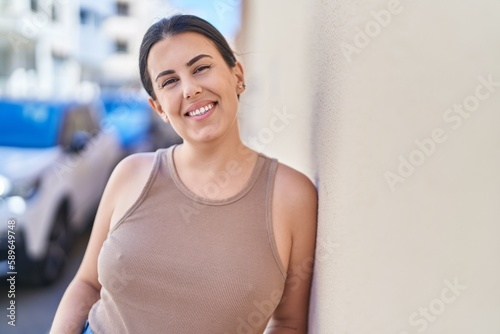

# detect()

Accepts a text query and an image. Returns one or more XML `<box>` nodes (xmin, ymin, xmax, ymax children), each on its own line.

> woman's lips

<box><xmin>185</xmin><ymin>102</ymin><xmax>217</xmax><ymax>121</ymax></box>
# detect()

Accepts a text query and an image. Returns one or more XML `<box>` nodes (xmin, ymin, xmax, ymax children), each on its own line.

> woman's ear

<box><xmin>234</xmin><ymin>61</ymin><xmax>245</xmax><ymax>90</ymax></box>
<box><xmin>149</xmin><ymin>97</ymin><xmax>169</xmax><ymax>123</ymax></box>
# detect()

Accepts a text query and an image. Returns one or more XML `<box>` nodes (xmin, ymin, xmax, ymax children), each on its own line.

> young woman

<box><xmin>51</xmin><ymin>15</ymin><xmax>317</xmax><ymax>334</ymax></box>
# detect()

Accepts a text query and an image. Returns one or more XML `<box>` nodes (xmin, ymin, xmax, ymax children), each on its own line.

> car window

<box><xmin>59</xmin><ymin>106</ymin><xmax>99</xmax><ymax>148</ymax></box>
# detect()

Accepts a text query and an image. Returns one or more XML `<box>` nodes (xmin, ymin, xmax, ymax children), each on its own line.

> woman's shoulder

<box><xmin>272</xmin><ymin>160</ymin><xmax>317</xmax><ymax>218</ymax></box>
<box><xmin>116</xmin><ymin>151</ymin><xmax>158</xmax><ymax>172</ymax></box>
<box><xmin>107</xmin><ymin>151</ymin><xmax>161</xmax><ymax>230</ymax></box>
<box><xmin>274</xmin><ymin>161</ymin><xmax>317</xmax><ymax>198</ymax></box>
<box><xmin>271</xmin><ymin>160</ymin><xmax>317</xmax><ymax>253</ymax></box>
<box><xmin>104</xmin><ymin>151</ymin><xmax>160</xmax><ymax>202</ymax></box>
<box><xmin>112</xmin><ymin>151</ymin><xmax>160</xmax><ymax>192</ymax></box>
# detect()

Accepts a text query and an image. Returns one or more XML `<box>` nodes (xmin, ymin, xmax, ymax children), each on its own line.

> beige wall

<box><xmin>236</xmin><ymin>0</ymin><xmax>314</xmax><ymax>179</ymax></box>
<box><xmin>240</xmin><ymin>0</ymin><xmax>500</xmax><ymax>333</ymax></box>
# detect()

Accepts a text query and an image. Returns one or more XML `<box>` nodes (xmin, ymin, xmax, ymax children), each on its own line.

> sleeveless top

<box><xmin>88</xmin><ymin>146</ymin><xmax>287</xmax><ymax>334</ymax></box>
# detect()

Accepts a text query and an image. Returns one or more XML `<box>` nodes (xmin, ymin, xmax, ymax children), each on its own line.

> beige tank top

<box><xmin>88</xmin><ymin>146</ymin><xmax>287</xmax><ymax>333</ymax></box>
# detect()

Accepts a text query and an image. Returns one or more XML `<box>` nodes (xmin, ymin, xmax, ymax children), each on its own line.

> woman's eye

<box><xmin>162</xmin><ymin>78</ymin><xmax>178</xmax><ymax>88</ymax></box>
<box><xmin>194</xmin><ymin>65</ymin><xmax>211</xmax><ymax>74</ymax></box>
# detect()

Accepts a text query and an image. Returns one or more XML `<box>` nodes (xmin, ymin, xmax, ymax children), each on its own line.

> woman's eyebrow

<box><xmin>155</xmin><ymin>69</ymin><xmax>175</xmax><ymax>81</ymax></box>
<box><xmin>186</xmin><ymin>54</ymin><xmax>212</xmax><ymax>66</ymax></box>
<box><xmin>155</xmin><ymin>54</ymin><xmax>213</xmax><ymax>82</ymax></box>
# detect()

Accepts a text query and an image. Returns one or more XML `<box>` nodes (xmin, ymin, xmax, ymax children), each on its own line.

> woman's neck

<box><xmin>173</xmin><ymin>120</ymin><xmax>258</xmax><ymax>178</ymax></box>
<box><xmin>172</xmin><ymin>131</ymin><xmax>259</xmax><ymax>200</ymax></box>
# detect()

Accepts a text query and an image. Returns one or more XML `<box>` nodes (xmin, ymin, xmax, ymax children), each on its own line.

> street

<box><xmin>0</xmin><ymin>229</ymin><xmax>90</xmax><ymax>334</ymax></box>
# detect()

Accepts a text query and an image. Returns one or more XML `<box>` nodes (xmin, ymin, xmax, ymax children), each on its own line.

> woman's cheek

<box><xmin>161</xmin><ymin>96</ymin><xmax>181</xmax><ymax>118</ymax></box>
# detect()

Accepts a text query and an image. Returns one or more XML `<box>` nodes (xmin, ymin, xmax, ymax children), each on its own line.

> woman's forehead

<box><xmin>148</xmin><ymin>32</ymin><xmax>219</xmax><ymax>67</ymax></box>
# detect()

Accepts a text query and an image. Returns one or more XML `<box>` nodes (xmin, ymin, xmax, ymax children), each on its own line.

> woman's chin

<box><xmin>184</xmin><ymin>120</ymin><xmax>239</xmax><ymax>145</ymax></box>
<box><xmin>188</xmin><ymin>127</ymin><xmax>223</xmax><ymax>143</ymax></box>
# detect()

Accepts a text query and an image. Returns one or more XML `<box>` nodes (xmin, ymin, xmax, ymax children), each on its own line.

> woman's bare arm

<box><xmin>266</xmin><ymin>164</ymin><xmax>318</xmax><ymax>333</ymax></box>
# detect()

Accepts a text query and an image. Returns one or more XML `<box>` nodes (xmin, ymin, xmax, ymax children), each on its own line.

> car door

<box><xmin>77</xmin><ymin>106</ymin><xmax>121</xmax><ymax>214</ymax></box>
<box><xmin>59</xmin><ymin>106</ymin><xmax>118</xmax><ymax>228</ymax></box>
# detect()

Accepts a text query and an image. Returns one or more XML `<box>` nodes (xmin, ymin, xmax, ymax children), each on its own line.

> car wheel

<box><xmin>37</xmin><ymin>207</ymin><xmax>71</xmax><ymax>285</ymax></box>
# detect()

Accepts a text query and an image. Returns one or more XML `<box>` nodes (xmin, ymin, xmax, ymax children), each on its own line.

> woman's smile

<box><xmin>184</xmin><ymin>100</ymin><xmax>218</xmax><ymax>120</ymax></box>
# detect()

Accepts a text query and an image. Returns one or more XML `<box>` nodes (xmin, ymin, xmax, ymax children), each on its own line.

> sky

<box><xmin>169</xmin><ymin>0</ymin><xmax>241</xmax><ymax>39</ymax></box>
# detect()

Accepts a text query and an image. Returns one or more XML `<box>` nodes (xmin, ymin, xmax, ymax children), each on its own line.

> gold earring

<box><xmin>161</xmin><ymin>113</ymin><xmax>168</xmax><ymax>122</ymax></box>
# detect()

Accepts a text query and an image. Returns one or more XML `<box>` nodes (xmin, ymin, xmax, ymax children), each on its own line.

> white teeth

<box><xmin>187</xmin><ymin>103</ymin><xmax>214</xmax><ymax>117</ymax></box>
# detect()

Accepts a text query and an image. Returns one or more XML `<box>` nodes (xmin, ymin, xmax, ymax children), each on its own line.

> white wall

<box><xmin>240</xmin><ymin>0</ymin><xmax>500</xmax><ymax>333</ymax></box>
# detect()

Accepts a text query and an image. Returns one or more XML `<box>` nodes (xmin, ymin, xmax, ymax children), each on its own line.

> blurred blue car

<box><xmin>0</xmin><ymin>99</ymin><xmax>123</xmax><ymax>285</ymax></box>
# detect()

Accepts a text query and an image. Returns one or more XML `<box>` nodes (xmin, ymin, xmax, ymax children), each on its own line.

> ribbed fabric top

<box><xmin>88</xmin><ymin>146</ymin><xmax>287</xmax><ymax>334</ymax></box>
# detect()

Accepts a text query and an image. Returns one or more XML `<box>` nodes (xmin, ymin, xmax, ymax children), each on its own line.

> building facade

<box><xmin>0</xmin><ymin>0</ymin><xmax>176</xmax><ymax>99</ymax></box>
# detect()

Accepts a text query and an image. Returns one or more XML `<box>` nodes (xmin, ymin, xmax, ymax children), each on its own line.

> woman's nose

<box><xmin>182</xmin><ymin>78</ymin><xmax>202</xmax><ymax>99</ymax></box>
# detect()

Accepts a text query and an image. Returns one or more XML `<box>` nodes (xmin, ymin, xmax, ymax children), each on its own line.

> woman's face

<box><xmin>147</xmin><ymin>32</ymin><xmax>244</xmax><ymax>144</ymax></box>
